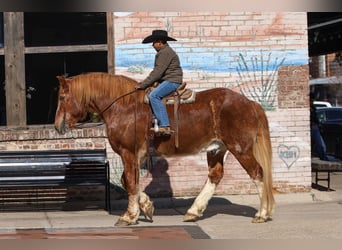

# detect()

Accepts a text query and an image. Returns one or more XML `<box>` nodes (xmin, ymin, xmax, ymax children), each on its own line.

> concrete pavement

<box><xmin>0</xmin><ymin>172</ymin><xmax>341</xmax><ymax>239</ymax></box>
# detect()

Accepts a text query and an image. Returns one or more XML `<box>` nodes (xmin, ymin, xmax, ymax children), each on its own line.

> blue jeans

<box><xmin>311</xmin><ymin>124</ymin><xmax>329</xmax><ymax>160</ymax></box>
<box><xmin>149</xmin><ymin>81</ymin><xmax>180</xmax><ymax>127</ymax></box>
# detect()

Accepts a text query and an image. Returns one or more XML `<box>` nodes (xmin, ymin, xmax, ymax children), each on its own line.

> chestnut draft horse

<box><xmin>54</xmin><ymin>72</ymin><xmax>275</xmax><ymax>226</ymax></box>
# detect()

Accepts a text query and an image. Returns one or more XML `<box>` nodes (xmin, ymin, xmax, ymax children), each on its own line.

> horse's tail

<box><xmin>253</xmin><ymin>103</ymin><xmax>275</xmax><ymax>216</ymax></box>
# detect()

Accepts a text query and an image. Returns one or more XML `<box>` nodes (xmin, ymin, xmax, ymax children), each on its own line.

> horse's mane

<box><xmin>67</xmin><ymin>72</ymin><xmax>141</xmax><ymax>105</ymax></box>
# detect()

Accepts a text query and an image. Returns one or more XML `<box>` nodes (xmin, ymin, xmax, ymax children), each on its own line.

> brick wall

<box><xmin>309</xmin><ymin>53</ymin><xmax>342</xmax><ymax>106</ymax></box>
<box><xmin>113</xmin><ymin>12</ymin><xmax>311</xmax><ymax>195</ymax></box>
<box><xmin>0</xmin><ymin>125</ymin><xmax>107</xmax><ymax>151</ymax></box>
<box><xmin>278</xmin><ymin>65</ymin><xmax>310</xmax><ymax>108</ymax></box>
<box><xmin>310</xmin><ymin>53</ymin><xmax>342</xmax><ymax>79</ymax></box>
<box><xmin>0</xmin><ymin>12</ymin><xmax>311</xmax><ymax>199</ymax></box>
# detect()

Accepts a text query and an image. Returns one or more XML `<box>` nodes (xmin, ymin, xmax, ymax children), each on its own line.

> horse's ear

<box><xmin>56</xmin><ymin>75</ymin><xmax>69</xmax><ymax>91</ymax></box>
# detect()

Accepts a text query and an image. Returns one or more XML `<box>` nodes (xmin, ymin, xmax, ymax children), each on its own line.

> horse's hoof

<box><xmin>145</xmin><ymin>203</ymin><xmax>155</xmax><ymax>221</ymax></box>
<box><xmin>252</xmin><ymin>216</ymin><xmax>268</xmax><ymax>223</ymax></box>
<box><xmin>183</xmin><ymin>213</ymin><xmax>198</xmax><ymax>222</ymax></box>
<box><xmin>115</xmin><ymin>218</ymin><xmax>138</xmax><ymax>227</ymax></box>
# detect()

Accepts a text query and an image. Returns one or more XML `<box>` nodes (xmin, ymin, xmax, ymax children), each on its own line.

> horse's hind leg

<box><xmin>233</xmin><ymin>151</ymin><xmax>274</xmax><ymax>223</ymax></box>
<box><xmin>252</xmin><ymin>179</ymin><xmax>271</xmax><ymax>223</ymax></box>
<box><xmin>184</xmin><ymin>147</ymin><xmax>226</xmax><ymax>222</ymax></box>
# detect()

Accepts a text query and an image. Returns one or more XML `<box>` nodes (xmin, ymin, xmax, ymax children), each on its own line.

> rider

<box><xmin>137</xmin><ymin>30</ymin><xmax>183</xmax><ymax>135</ymax></box>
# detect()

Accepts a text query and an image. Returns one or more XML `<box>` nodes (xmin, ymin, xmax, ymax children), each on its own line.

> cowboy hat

<box><xmin>142</xmin><ymin>30</ymin><xmax>177</xmax><ymax>44</ymax></box>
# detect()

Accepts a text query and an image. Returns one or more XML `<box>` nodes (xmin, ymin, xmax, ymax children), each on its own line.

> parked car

<box><xmin>315</xmin><ymin>107</ymin><xmax>342</xmax><ymax>159</ymax></box>
<box><xmin>315</xmin><ymin>107</ymin><xmax>342</xmax><ymax>124</ymax></box>
<box><xmin>313</xmin><ymin>101</ymin><xmax>332</xmax><ymax>108</ymax></box>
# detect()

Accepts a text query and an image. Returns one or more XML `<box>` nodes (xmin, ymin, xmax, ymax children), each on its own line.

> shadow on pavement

<box><xmin>109</xmin><ymin>196</ymin><xmax>258</xmax><ymax>221</ymax></box>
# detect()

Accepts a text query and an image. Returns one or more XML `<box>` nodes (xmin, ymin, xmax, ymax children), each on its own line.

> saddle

<box><xmin>143</xmin><ymin>82</ymin><xmax>196</xmax><ymax>105</ymax></box>
<box><xmin>144</xmin><ymin>82</ymin><xmax>196</xmax><ymax>148</ymax></box>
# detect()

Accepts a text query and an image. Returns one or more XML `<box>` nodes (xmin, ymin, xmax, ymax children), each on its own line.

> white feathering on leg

<box><xmin>187</xmin><ymin>179</ymin><xmax>216</xmax><ymax>216</ymax></box>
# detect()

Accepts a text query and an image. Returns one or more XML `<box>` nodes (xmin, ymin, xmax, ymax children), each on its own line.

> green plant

<box><xmin>165</xmin><ymin>18</ymin><xmax>173</xmax><ymax>32</ymax></box>
<box><xmin>127</xmin><ymin>64</ymin><xmax>146</xmax><ymax>74</ymax></box>
<box><xmin>236</xmin><ymin>51</ymin><xmax>285</xmax><ymax>111</ymax></box>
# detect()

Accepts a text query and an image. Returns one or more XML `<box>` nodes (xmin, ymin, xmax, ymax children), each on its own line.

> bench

<box><xmin>311</xmin><ymin>157</ymin><xmax>342</xmax><ymax>190</ymax></box>
<box><xmin>0</xmin><ymin>149</ymin><xmax>110</xmax><ymax>211</ymax></box>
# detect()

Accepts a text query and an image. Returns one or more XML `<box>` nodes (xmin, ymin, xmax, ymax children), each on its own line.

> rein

<box><xmin>75</xmin><ymin>89</ymin><xmax>138</xmax><ymax>128</ymax></box>
<box><xmin>97</xmin><ymin>89</ymin><xmax>138</xmax><ymax>117</ymax></box>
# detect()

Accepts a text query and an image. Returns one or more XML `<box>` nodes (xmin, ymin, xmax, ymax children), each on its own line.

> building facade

<box><xmin>0</xmin><ymin>12</ymin><xmax>311</xmax><ymax>198</ymax></box>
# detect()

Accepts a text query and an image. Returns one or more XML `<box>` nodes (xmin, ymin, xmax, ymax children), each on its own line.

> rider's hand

<box><xmin>136</xmin><ymin>82</ymin><xmax>147</xmax><ymax>90</ymax></box>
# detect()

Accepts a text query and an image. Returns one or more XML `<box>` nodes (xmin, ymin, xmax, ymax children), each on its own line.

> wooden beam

<box><xmin>106</xmin><ymin>12</ymin><xmax>115</xmax><ymax>74</ymax></box>
<box><xmin>24</xmin><ymin>44</ymin><xmax>107</xmax><ymax>54</ymax></box>
<box><xmin>4</xmin><ymin>12</ymin><xmax>26</xmax><ymax>127</ymax></box>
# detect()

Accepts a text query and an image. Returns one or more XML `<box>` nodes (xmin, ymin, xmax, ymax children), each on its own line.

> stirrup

<box><xmin>150</xmin><ymin>126</ymin><xmax>172</xmax><ymax>136</ymax></box>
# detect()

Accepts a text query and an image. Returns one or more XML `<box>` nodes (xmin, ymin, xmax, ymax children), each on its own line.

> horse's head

<box><xmin>54</xmin><ymin>75</ymin><xmax>88</xmax><ymax>134</ymax></box>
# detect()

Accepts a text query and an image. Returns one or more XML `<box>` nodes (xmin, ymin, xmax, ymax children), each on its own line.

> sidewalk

<box><xmin>0</xmin><ymin>172</ymin><xmax>341</xmax><ymax>239</ymax></box>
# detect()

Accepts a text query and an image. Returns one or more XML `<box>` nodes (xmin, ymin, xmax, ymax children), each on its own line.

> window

<box><xmin>1</xmin><ymin>12</ymin><xmax>108</xmax><ymax>126</ymax></box>
<box><xmin>23</xmin><ymin>13</ymin><xmax>107</xmax><ymax>125</ymax></box>
<box><xmin>24</xmin><ymin>13</ymin><xmax>106</xmax><ymax>47</ymax></box>
<box><xmin>25</xmin><ymin>52</ymin><xmax>107</xmax><ymax>124</ymax></box>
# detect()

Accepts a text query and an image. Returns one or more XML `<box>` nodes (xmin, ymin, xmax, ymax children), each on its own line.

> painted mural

<box><xmin>111</xmin><ymin>12</ymin><xmax>311</xmax><ymax>193</ymax></box>
<box><xmin>114</xmin><ymin>12</ymin><xmax>308</xmax><ymax>112</ymax></box>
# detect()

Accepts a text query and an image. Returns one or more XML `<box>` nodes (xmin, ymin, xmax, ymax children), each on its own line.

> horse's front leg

<box><xmin>115</xmin><ymin>152</ymin><xmax>141</xmax><ymax>226</ymax></box>
<box><xmin>138</xmin><ymin>191</ymin><xmax>154</xmax><ymax>221</ymax></box>
<box><xmin>116</xmin><ymin>172</ymin><xmax>154</xmax><ymax>225</ymax></box>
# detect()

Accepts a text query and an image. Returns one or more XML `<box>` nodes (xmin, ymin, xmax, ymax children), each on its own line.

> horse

<box><xmin>54</xmin><ymin>72</ymin><xmax>275</xmax><ymax>226</ymax></box>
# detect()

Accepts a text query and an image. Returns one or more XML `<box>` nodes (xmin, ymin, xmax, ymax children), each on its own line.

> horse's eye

<box><xmin>59</xmin><ymin>95</ymin><xmax>65</xmax><ymax>101</ymax></box>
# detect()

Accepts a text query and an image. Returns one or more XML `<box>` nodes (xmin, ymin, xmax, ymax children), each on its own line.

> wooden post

<box><xmin>106</xmin><ymin>12</ymin><xmax>115</xmax><ymax>74</ymax></box>
<box><xmin>4</xmin><ymin>12</ymin><xmax>26</xmax><ymax>126</ymax></box>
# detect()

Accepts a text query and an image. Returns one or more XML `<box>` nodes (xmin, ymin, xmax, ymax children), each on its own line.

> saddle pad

<box><xmin>144</xmin><ymin>89</ymin><xmax>196</xmax><ymax>105</ymax></box>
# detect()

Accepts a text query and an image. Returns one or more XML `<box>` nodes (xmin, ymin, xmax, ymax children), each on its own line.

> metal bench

<box><xmin>311</xmin><ymin>157</ymin><xmax>342</xmax><ymax>190</ymax></box>
<box><xmin>0</xmin><ymin>149</ymin><xmax>110</xmax><ymax>211</ymax></box>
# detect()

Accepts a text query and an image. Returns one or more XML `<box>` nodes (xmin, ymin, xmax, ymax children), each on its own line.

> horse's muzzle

<box><xmin>55</xmin><ymin>119</ymin><xmax>69</xmax><ymax>135</ymax></box>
